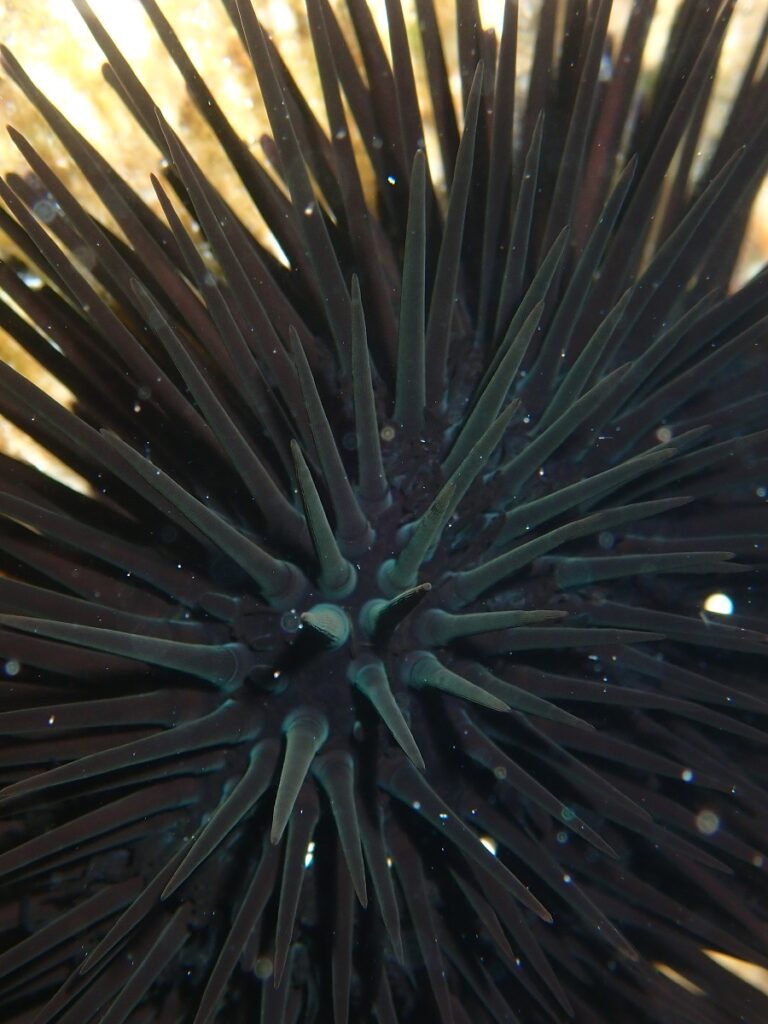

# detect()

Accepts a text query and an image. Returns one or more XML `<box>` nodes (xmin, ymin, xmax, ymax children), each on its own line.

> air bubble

<box><xmin>280</xmin><ymin>611</ymin><xmax>301</xmax><ymax>633</ymax></box>
<box><xmin>32</xmin><ymin>197</ymin><xmax>60</xmax><ymax>223</ymax></box>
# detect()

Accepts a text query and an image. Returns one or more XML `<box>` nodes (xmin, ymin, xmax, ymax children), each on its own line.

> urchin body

<box><xmin>0</xmin><ymin>1</ymin><xmax>767</xmax><ymax>1023</ymax></box>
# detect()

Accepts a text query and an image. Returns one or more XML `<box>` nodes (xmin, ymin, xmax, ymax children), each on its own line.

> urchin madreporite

<box><xmin>0</xmin><ymin>1</ymin><xmax>767</xmax><ymax>1022</ymax></box>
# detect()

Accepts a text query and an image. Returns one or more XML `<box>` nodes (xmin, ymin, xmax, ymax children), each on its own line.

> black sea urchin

<box><xmin>0</xmin><ymin>0</ymin><xmax>767</xmax><ymax>1021</ymax></box>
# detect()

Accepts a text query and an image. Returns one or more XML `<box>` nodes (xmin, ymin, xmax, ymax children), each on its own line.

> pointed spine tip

<box><xmin>403</xmin><ymin>652</ymin><xmax>510</xmax><ymax>712</ymax></box>
<box><xmin>349</xmin><ymin>657</ymin><xmax>425</xmax><ymax>771</ymax></box>
<box><xmin>271</xmin><ymin>708</ymin><xmax>328</xmax><ymax>845</ymax></box>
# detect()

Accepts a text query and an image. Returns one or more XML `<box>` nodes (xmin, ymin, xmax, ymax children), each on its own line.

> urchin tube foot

<box><xmin>300</xmin><ymin>604</ymin><xmax>351</xmax><ymax>649</ymax></box>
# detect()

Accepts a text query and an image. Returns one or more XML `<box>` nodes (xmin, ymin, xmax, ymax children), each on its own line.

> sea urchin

<box><xmin>0</xmin><ymin>1</ymin><xmax>768</xmax><ymax>1022</ymax></box>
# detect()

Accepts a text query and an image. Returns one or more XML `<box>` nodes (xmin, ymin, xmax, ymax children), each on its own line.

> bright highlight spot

<box><xmin>479</xmin><ymin>835</ymin><xmax>497</xmax><ymax>856</ymax></box>
<box><xmin>703</xmin><ymin>592</ymin><xmax>734</xmax><ymax>615</ymax></box>
<box><xmin>705</xmin><ymin>951</ymin><xmax>768</xmax><ymax>995</ymax></box>
<box><xmin>654</xmin><ymin>963</ymin><xmax>704</xmax><ymax>994</ymax></box>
